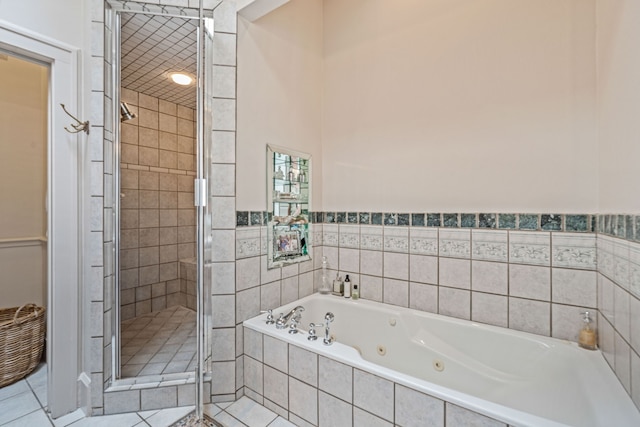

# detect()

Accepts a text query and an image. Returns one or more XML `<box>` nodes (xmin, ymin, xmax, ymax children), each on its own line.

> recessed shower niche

<box><xmin>106</xmin><ymin>1</ymin><xmax>214</xmax><ymax>386</ymax></box>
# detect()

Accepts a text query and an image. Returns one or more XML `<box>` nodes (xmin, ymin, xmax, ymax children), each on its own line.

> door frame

<box><xmin>0</xmin><ymin>20</ymin><xmax>81</xmax><ymax>418</ymax></box>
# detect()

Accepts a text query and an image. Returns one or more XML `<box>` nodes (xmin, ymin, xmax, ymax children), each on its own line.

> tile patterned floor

<box><xmin>0</xmin><ymin>364</ymin><xmax>295</xmax><ymax>427</ymax></box>
<box><xmin>121</xmin><ymin>306</ymin><xmax>197</xmax><ymax>378</ymax></box>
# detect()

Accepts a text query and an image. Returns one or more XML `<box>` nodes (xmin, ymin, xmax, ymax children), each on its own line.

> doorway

<box><xmin>0</xmin><ymin>21</ymin><xmax>80</xmax><ymax>419</ymax></box>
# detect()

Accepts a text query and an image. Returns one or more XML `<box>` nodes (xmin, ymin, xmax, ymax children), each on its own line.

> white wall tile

<box><xmin>361</xmin><ymin>250</ymin><xmax>383</xmax><ymax>277</ymax></box>
<box><xmin>360</xmin><ymin>225</ymin><xmax>383</xmax><ymax>251</ymax></box>
<box><xmin>395</xmin><ymin>384</ymin><xmax>444</xmax><ymax>427</ymax></box>
<box><xmin>599</xmin><ymin>314</ymin><xmax>615</xmax><ymax>368</ymax></box>
<box><xmin>361</xmin><ymin>275</ymin><xmax>383</xmax><ymax>302</ymax></box>
<box><xmin>319</xmin><ymin>391</ymin><xmax>353</xmax><ymax>427</ymax></box>
<box><xmin>383</xmin><ymin>227</ymin><xmax>409</xmax><ymax>253</ymax></box>
<box><xmin>383</xmin><ymin>278</ymin><xmax>409</xmax><ymax>307</ymax></box>
<box><xmin>551</xmin><ymin>268</ymin><xmax>596</xmax><ymax>307</ymax></box>
<box><xmin>551</xmin><ymin>233</ymin><xmax>596</xmax><ymax>270</ymax></box>
<box><xmin>615</xmin><ymin>332</ymin><xmax>631</xmax><ymax>394</ymax></box>
<box><xmin>263</xmin><ymin>335</ymin><xmax>288</xmax><ymax>373</ymax></box>
<box><xmin>212</xmin><ymin>328</ymin><xmax>237</xmax><ymax>361</ymax></box>
<box><xmin>237</xmin><ymin>286</ymin><xmax>260</xmax><ymax>322</ymax></box>
<box><xmin>211</xmin><ymin>164</ymin><xmax>235</xmax><ymax>196</ymax></box>
<box><xmin>439</xmin><ymin>287</ymin><xmax>470</xmax><ymax>320</ymax></box>
<box><xmin>384</xmin><ymin>252</ymin><xmax>409</xmax><ymax>280</ymax></box>
<box><xmin>551</xmin><ymin>303</ymin><xmax>591</xmax><ymax>342</ymax></box>
<box><xmin>509</xmin><ymin>264</ymin><xmax>550</xmax><ymax>301</ymax></box>
<box><xmin>212</xmin><ymin>98</ymin><xmax>236</xmax><ymax>131</ymax></box>
<box><xmin>439</xmin><ymin>258</ymin><xmax>470</xmax><ymax>289</ymax></box>
<box><xmin>236</xmin><ymin>256</ymin><xmax>260</xmax><ymax>291</ymax></box>
<box><xmin>353</xmin><ymin>370</ymin><xmax>394</xmax><ymax>422</ymax></box>
<box><xmin>212</xmin><ymin>229</ymin><xmax>235</xmax><ymax>261</ymax></box>
<box><xmin>212</xmin><ymin>295</ymin><xmax>235</xmax><ymax>327</ymax></box>
<box><xmin>409</xmin><ymin>282</ymin><xmax>438</xmax><ymax>314</ymax></box>
<box><xmin>508</xmin><ymin>298</ymin><xmax>550</xmax><ymax>336</ymax></box>
<box><xmin>340</xmin><ymin>248</ymin><xmax>360</xmax><ymax>274</ymax></box>
<box><xmin>289</xmin><ymin>377</ymin><xmax>318</xmax><ymax>425</ymax></box>
<box><xmin>211</xmin><ymin>361</ymin><xmax>236</xmax><ymax>395</ymax></box>
<box><xmin>243</xmin><ymin>355</ymin><xmax>263</xmax><ymax>395</ymax></box>
<box><xmin>446</xmin><ymin>403</ymin><xmax>506</xmax><ymax>426</ymax></box>
<box><xmin>439</xmin><ymin>229</ymin><xmax>470</xmax><ymax>259</ymax></box>
<box><xmin>409</xmin><ymin>227</ymin><xmax>438</xmax><ymax>256</ymax></box>
<box><xmin>211</xmin><ymin>196</ymin><xmax>236</xmax><ymax>229</ymax></box>
<box><xmin>472</xmin><ymin>230</ymin><xmax>507</xmax><ymax>262</ymax></box>
<box><xmin>471</xmin><ymin>261</ymin><xmax>507</xmax><ymax>295</ymax></box>
<box><xmin>614</xmin><ymin>284</ymin><xmax>631</xmax><ymax>341</ymax></box>
<box><xmin>103</xmin><ymin>390</ymin><xmax>140</xmax><ymax>415</ymax></box>
<box><xmin>630</xmin><ymin>295</ymin><xmax>640</xmax><ymax>353</ymax></box>
<box><xmin>243</xmin><ymin>328</ymin><xmax>263</xmax><ymax>362</ymax></box>
<box><xmin>213</xmin><ymin>32</ymin><xmax>236</xmax><ymax>66</ymax></box>
<box><xmin>264</xmin><ymin>365</ymin><xmax>289</xmax><ymax>410</ymax></box>
<box><xmin>409</xmin><ymin>255</ymin><xmax>438</xmax><ymax>285</ymax></box>
<box><xmin>140</xmin><ymin>386</ymin><xmax>177</xmax><ymax>410</ymax></box>
<box><xmin>509</xmin><ymin>231</ymin><xmax>551</xmax><ymax>266</ymax></box>
<box><xmin>353</xmin><ymin>407</ymin><xmax>392</xmax><ymax>427</ymax></box>
<box><xmin>472</xmin><ymin>292</ymin><xmax>507</xmax><ymax>328</ymax></box>
<box><xmin>212</xmin><ymin>262</ymin><xmax>236</xmax><ymax>295</ymax></box>
<box><xmin>212</xmin><ymin>131</ymin><xmax>236</xmax><ymax>164</ymax></box>
<box><xmin>614</xmin><ymin>239</ymin><xmax>631</xmax><ymax>291</ymax></box>
<box><xmin>213</xmin><ymin>65</ymin><xmax>236</xmax><ymax>99</ymax></box>
<box><xmin>318</xmin><ymin>356</ymin><xmax>353</xmax><ymax>403</ymax></box>
<box><xmin>631</xmin><ymin>350</ymin><xmax>640</xmax><ymax>409</ymax></box>
<box><xmin>339</xmin><ymin>224</ymin><xmax>360</xmax><ymax>248</ymax></box>
<box><xmin>289</xmin><ymin>345</ymin><xmax>318</xmax><ymax>387</ymax></box>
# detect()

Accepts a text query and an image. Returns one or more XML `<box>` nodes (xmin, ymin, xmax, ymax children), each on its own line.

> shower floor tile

<box><xmin>121</xmin><ymin>305</ymin><xmax>196</xmax><ymax>378</ymax></box>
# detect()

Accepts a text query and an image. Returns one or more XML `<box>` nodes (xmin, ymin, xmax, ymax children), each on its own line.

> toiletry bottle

<box><xmin>343</xmin><ymin>275</ymin><xmax>351</xmax><ymax>298</ymax></box>
<box><xmin>333</xmin><ymin>274</ymin><xmax>342</xmax><ymax>294</ymax></box>
<box><xmin>319</xmin><ymin>256</ymin><xmax>330</xmax><ymax>294</ymax></box>
<box><xmin>351</xmin><ymin>282</ymin><xmax>359</xmax><ymax>300</ymax></box>
<box><xmin>578</xmin><ymin>311</ymin><xmax>597</xmax><ymax>350</ymax></box>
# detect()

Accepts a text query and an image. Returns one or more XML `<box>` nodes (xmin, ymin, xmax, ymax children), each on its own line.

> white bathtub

<box><xmin>244</xmin><ymin>294</ymin><xmax>640</xmax><ymax>427</ymax></box>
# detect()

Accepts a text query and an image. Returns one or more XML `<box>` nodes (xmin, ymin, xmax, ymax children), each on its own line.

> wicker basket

<box><xmin>0</xmin><ymin>304</ymin><xmax>46</xmax><ymax>388</ymax></box>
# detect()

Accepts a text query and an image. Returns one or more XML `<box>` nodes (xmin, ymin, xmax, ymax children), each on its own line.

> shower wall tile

<box><xmin>213</xmin><ymin>32</ymin><xmax>237</xmax><ymax>66</ymax></box>
<box><xmin>509</xmin><ymin>231</ymin><xmax>551</xmax><ymax>266</ymax></box>
<box><xmin>551</xmin><ymin>233</ymin><xmax>596</xmax><ymax>270</ymax></box>
<box><xmin>409</xmin><ymin>227</ymin><xmax>438</xmax><ymax>256</ymax></box>
<box><xmin>439</xmin><ymin>229</ymin><xmax>470</xmax><ymax>259</ymax></box>
<box><xmin>472</xmin><ymin>230</ymin><xmax>508</xmax><ymax>262</ymax></box>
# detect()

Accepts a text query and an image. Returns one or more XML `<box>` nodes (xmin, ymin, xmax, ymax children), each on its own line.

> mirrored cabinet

<box><xmin>267</xmin><ymin>145</ymin><xmax>311</xmax><ymax>268</ymax></box>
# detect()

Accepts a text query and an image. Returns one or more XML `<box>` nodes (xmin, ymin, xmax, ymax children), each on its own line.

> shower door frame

<box><xmin>107</xmin><ymin>2</ymin><xmax>214</xmax><ymax>398</ymax></box>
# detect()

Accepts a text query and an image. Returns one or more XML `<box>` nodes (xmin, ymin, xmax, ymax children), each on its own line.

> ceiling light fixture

<box><xmin>169</xmin><ymin>72</ymin><xmax>193</xmax><ymax>86</ymax></box>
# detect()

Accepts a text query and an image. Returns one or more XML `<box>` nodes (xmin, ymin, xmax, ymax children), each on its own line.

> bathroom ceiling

<box><xmin>120</xmin><ymin>12</ymin><xmax>197</xmax><ymax>110</ymax></box>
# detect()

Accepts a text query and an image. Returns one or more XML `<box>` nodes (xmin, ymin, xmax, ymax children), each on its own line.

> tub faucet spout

<box><xmin>276</xmin><ymin>305</ymin><xmax>305</xmax><ymax>329</ymax></box>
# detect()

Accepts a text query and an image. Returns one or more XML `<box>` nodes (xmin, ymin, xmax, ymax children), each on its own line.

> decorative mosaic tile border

<box><xmin>236</xmin><ymin>211</ymin><xmax>598</xmax><ymax>233</ymax></box>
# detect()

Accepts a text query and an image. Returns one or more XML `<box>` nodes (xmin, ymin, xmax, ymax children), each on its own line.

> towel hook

<box><xmin>60</xmin><ymin>103</ymin><xmax>90</xmax><ymax>135</ymax></box>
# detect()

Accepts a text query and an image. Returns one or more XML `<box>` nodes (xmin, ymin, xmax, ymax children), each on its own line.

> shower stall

<box><xmin>104</xmin><ymin>0</ymin><xmax>217</xmax><ymax>419</ymax></box>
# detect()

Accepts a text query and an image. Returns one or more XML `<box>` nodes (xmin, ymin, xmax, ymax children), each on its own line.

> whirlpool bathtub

<box><xmin>244</xmin><ymin>294</ymin><xmax>640</xmax><ymax>426</ymax></box>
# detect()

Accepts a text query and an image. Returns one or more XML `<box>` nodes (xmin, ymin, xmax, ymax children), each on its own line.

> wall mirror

<box><xmin>267</xmin><ymin>145</ymin><xmax>312</xmax><ymax>269</ymax></box>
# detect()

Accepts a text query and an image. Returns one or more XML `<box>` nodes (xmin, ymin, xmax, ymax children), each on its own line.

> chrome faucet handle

<box><xmin>260</xmin><ymin>309</ymin><xmax>275</xmax><ymax>325</ymax></box>
<box><xmin>323</xmin><ymin>312</ymin><xmax>335</xmax><ymax>346</ymax></box>
<box><xmin>307</xmin><ymin>323</ymin><xmax>323</xmax><ymax>341</ymax></box>
<box><xmin>276</xmin><ymin>313</ymin><xmax>286</xmax><ymax>329</ymax></box>
<box><xmin>288</xmin><ymin>317</ymin><xmax>300</xmax><ymax>334</ymax></box>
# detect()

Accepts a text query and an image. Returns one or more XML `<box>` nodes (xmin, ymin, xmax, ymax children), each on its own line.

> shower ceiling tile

<box><xmin>121</xmin><ymin>12</ymin><xmax>197</xmax><ymax>110</ymax></box>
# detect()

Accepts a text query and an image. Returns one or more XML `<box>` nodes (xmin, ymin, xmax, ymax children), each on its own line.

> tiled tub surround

<box><xmin>243</xmin><ymin>295</ymin><xmax>640</xmax><ymax>427</ymax></box>
<box><xmin>119</xmin><ymin>87</ymin><xmax>197</xmax><ymax>321</ymax></box>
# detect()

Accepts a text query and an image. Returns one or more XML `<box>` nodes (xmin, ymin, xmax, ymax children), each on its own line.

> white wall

<box><xmin>0</xmin><ymin>0</ymin><xmax>85</xmax><ymax>48</ymax></box>
<box><xmin>597</xmin><ymin>0</ymin><xmax>640</xmax><ymax>213</ymax></box>
<box><xmin>236</xmin><ymin>0</ymin><xmax>323</xmax><ymax>210</ymax></box>
<box><xmin>322</xmin><ymin>0</ymin><xmax>597</xmax><ymax>212</ymax></box>
<box><xmin>0</xmin><ymin>54</ymin><xmax>48</xmax><ymax>307</ymax></box>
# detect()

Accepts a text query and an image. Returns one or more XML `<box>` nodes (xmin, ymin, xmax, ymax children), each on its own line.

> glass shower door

<box><xmin>195</xmin><ymin>15</ymin><xmax>214</xmax><ymax>419</ymax></box>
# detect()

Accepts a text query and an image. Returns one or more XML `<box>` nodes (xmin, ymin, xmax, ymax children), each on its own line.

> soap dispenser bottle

<box><xmin>578</xmin><ymin>311</ymin><xmax>597</xmax><ymax>350</ymax></box>
<box><xmin>343</xmin><ymin>275</ymin><xmax>351</xmax><ymax>298</ymax></box>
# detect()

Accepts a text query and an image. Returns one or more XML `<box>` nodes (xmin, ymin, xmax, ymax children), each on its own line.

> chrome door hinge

<box><xmin>194</xmin><ymin>179</ymin><xmax>207</xmax><ymax>207</ymax></box>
